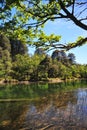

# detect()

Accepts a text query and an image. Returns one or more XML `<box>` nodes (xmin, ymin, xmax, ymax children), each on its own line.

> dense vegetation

<box><xmin>0</xmin><ymin>0</ymin><xmax>87</xmax><ymax>82</ymax></box>
<box><xmin>0</xmin><ymin>34</ymin><xmax>87</xmax><ymax>82</ymax></box>
<box><xmin>0</xmin><ymin>0</ymin><xmax>87</xmax><ymax>50</ymax></box>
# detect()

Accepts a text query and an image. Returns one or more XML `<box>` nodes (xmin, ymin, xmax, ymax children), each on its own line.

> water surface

<box><xmin>0</xmin><ymin>80</ymin><xmax>87</xmax><ymax>130</ymax></box>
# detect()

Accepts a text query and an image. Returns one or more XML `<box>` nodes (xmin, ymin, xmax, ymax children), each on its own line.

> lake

<box><xmin>0</xmin><ymin>80</ymin><xmax>87</xmax><ymax>130</ymax></box>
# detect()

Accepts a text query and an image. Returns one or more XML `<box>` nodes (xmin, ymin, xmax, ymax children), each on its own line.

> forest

<box><xmin>0</xmin><ymin>34</ymin><xmax>87</xmax><ymax>82</ymax></box>
<box><xmin>0</xmin><ymin>0</ymin><xmax>87</xmax><ymax>82</ymax></box>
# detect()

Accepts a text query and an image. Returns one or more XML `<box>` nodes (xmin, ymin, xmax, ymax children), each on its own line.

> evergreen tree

<box><xmin>10</xmin><ymin>39</ymin><xmax>28</xmax><ymax>60</ymax></box>
<box><xmin>68</xmin><ymin>53</ymin><xmax>76</xmax><ymax>64</ymax></box>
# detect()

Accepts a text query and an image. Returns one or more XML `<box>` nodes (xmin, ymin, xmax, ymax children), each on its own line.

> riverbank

<box><xmin>48</xmin><ymin>78</ymin><xmax>63</xmax><ymax>83</ymax></box>
<box><xmin>0</xmin><ymin>78</ymin><xmax>86</xmax><ymax>85</ymax></box>
<box><xmin>0</xmin><ymin>78</ymin><xmax>63</xmax><ymax>85</ymax></box>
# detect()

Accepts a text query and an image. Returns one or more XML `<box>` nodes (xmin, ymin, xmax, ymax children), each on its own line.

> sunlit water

<box><xmin>0</xmin><ymin>80</ymin><xmax>87</xmax><ymax>130</ymax></box>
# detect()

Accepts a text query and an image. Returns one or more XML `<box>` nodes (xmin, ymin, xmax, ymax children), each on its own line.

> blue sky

<box><xmin>29</xmin><ymin>19</ymin><xmax>87</xmax><ymax>64</ymax></box>
<box><xmin>11</xmin><ymin>5</ymin><xmax>87</xmax><ymax>64</ymax></box>
<box><xmin>43</xmin><ymin>19</ymin><xmax>87</xmax><ymax>64</ymax></box>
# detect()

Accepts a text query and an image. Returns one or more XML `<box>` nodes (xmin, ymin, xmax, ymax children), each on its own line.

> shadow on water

<box><xmin>0</xmin><ymin>80</ymin><xmax>87</xmax><ymax>130</ymax></box>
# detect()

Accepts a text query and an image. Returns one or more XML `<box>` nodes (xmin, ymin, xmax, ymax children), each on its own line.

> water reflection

<box><xmin>24</xmin><ymin>89</ymin><xmax>87</xmax><ymax>130</ymax></box>
<box><xmin>0</xmin><ymin>81</ymin><xmax>87</xmax><ymax>130</ymax></box>
<box><xmin>0</xmin><ymin>101</ymin><xmax>29</xmax><ymax>130</ymax></box>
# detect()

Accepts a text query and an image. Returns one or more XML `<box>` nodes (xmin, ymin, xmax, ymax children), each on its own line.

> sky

<box><xmin>29</xmin><ymin>19</ymin><xmax>87</xmax><ymax>64</ymax></box>
<box><xmin>11</xmin><ymin>3</ymin><xmax>87</xmax><ymax>64</ymax></box>
<box><xmin>42</xmin><ymin>19</ymin><xmax>87</xmax><ymax>64</ymax></box>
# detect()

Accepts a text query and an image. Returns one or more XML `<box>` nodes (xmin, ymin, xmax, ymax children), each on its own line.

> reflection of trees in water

<box><xmin>0</xmin><ymin>102</ymin><xmax>28</xmax><ymax>130</ymax></box>
<box><xmin>75</xmin><ymin>89</ymin><xmax>87</xmax><ymax>126</ymax></box>
<box><xmin>0</xmin><ymin>80</ymin><xmax>87</xmax><ymax>99</ymax></box>
<box><xmin>0</xmin><ymin>89</ymin><xmax>87</xmax><ymax>129</ymax></box>
<box><xmin>0</xmin><ymin>81</ymin><xmax>87</xmax><ymax>130</ymax></box>
<box><xmin>23</xmin><ymin>89</ymin><xmax>87</xmax><ymax>130</ymax></box>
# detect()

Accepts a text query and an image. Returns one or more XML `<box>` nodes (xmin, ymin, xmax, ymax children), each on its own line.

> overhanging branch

<box><xmin>59</xmin><ymin>0</ymin><xmax>87</xmax><ymax>30</ymax></box>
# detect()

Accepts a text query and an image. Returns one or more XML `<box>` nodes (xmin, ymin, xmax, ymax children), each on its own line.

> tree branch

<box><xmin>59</xmin><ymin>0</ymin><xmax>87</xmax><ymax>30</ymax></box>
<box><xmin>66</xmin><ymin>37</ymin><xmax>87</xmax><ymax>50</ymax></box>
<box><xmin>72</xmin><ymin>0</ymin><xmax>75</xmax><ymax>15</ymax></box>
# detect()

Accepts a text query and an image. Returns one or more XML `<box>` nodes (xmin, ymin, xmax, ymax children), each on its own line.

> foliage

<box><xmin>35</xmin><ymin>47</ymin><xmax>46</xmax><ymax>55</ymax></box>
<box><xmin>12</xmin><ymin>54</ymin><xmax>45</xmax><ymax>81</ymax></box>
<box><xmin>0</xmin><ymin>35</ymin><xmax>12</xmax><ymax>79</ymax></box>
<box><xmin>10</xmin><ymin>39</ymin><xmax>28</xmax><ymax>60</ymax></box>
<box><xmin>0</xmin><ymin>34</ymin><xmax>28</xmax><ymax>80</ymax></box>
<box><xmin>0</xmin><ymin>0</ymin><xmax>87</xmax><ymax>81</ymax></box>
<box><xmin>0</xmin><ymin>0</ymin><xmax>87</xmax><ymax>50</ymax></box>
<box><xmin>0</xmin><ymin>48</ymin><xmax>87</xmax><ymax>81</ymax></box>
<box><xmin>68</xmin><ymin>53</ymin><xmax>76</xmax><ymax>64</ymax></box>
<box><xmin>0</xmin><ymin>34</ymin><xmax>87</xmax><ymax>81</ymax></box>
<box><xmin>0</xmin><ymin>34</ymin><xmax>11</xmax><ymax>52</ymax></box>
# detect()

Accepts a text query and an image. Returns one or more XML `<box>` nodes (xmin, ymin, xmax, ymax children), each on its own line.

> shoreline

<box><xmin>0</xmin><ymin>78</ymin><xmax>86</xmax><ymax>85</ymax></box>
<box><xmin>0</xmin><ymin>79</ymin><xmax>62</xmax><ymax>85</ymax></box>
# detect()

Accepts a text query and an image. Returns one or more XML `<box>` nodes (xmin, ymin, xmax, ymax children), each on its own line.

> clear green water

<box><xmin>0</xmin><ymin>80</ymin><xmax>87</xmax><ymax>130</ymax></box>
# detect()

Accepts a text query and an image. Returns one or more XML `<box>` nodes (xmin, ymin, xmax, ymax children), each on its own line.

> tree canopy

<box><xmin>0</xmin><ymin>34</ymin><xmax>87</xmax><ymax>81</ymax></box>
<box><xmin>0</xmin><ymin>0</ymin><xmax>87</xmax><ymax>50</ymax></box>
